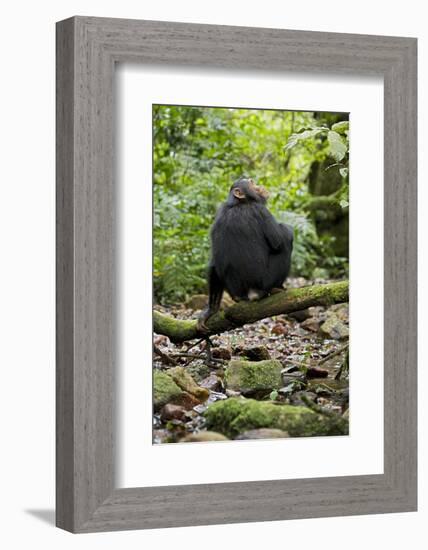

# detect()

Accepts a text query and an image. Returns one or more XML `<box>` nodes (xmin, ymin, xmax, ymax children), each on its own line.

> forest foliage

<box><xmin>153</xmin><ymin>105</ymin><xmax>349</xmax><ymax>304</ymax></box>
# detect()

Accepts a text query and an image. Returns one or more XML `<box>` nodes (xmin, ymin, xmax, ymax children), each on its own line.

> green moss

<box><xmin>225</xmin><ymin>360</ymin><xmax>283</xmax><ymax>395</ymax></box>
<box><xmin>154</xmin><ymin>281</ymin><xmax>349</xmax><ymax>343</ymax></box>
<box><xmin>167</xmin><ymin>366</ymin><xmax>210</xmax><ymax>400</ymax></box>
<box><xmin>186</xmin><ymin>363</ymin><xmax>211</xmax><ymax>382</ymax></box>
<box><xmin>204</xmin><ymin>397</ymin><xmax>349</xmax><ymax>439</ymax></box>
<box><xmin>153</xmin><ymin>371</ymin><xmax>183</xmax><ymax>411</ymax></box>
<box><xmin>153</xmin><ymin>311</ymin><xmax>198</xmax><ymax>343</ymax></box>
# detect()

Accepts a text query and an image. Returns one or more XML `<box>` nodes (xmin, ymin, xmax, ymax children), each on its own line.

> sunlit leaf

<box><xmin>327</xmin><ymin>131</ymin><xmax>347</xmax><ymax>162</ymax></box>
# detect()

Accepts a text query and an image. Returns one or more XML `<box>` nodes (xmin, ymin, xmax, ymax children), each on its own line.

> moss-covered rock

<box><xmin>153</xmin><ymin>371</ymin><xmax>183</xmax><ymax>411</ymax></box>
<box><xmin>167</xmin><ymin>366</ymin><xmax>210</xmax><ymax>401</ymax></box>
<box><xmin>186</xmin><ymin>363</ymin><xmax>211</xmax><ymax>383</ymax></box>
<box><xmin>204</xmin><ymin>397</ymin><xmax>349</xmax><ymax>439</ymax></box>
<box><xmin>185</xmin><ymin>294</ymin><xmax>208</xmax><ymax>310</ymax></box>
<box><xmin>235</xmin><ymin>428</ymin><xmax>289</xmax><ymax>440</ymax></box>
<box><xmin>224</xmin><ymin>360</ymin><xmax>282</xmax><ymax>395</ymax></box>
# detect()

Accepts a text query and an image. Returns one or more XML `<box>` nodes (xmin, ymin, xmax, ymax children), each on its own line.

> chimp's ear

<box><xmin>233</xmin><ymin>187</ymin><xmax>245</xmax><ymax>199</ymax></box>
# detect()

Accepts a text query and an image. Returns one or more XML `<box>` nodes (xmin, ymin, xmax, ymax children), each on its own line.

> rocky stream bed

<box><xmin>153</xmin><ymin>278</ymin><xmax>349</xmax><ymax>444</ymax></box>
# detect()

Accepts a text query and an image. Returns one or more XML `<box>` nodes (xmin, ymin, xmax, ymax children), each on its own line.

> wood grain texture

<box><xmin>56</xmin><ymin>16</ymin><xmax>417</xmax><ymax>533</ymax></box>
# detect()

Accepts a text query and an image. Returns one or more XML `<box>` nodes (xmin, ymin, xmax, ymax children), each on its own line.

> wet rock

<box><xmin>167</xmin><ymin>366</ymin><xmax>210</xmax><ymax>401</ymax></box>
<box><xmin>235</xmin><ymin>428</ymin><xmax>289</xmax><ymax>440</ymax></box>
<box><xmin>185</xmin><ymin>293</ymin><xmax>234</xmax><ymax>311</ymax></box>
<box><xmin>300</xmin><ymin>318</ymin><xmax>321</xmax><ymax>333</ymax></box>
<box><xmin>330</xmin><ymin>303</ymin><xmax>349</xmax><ymax>322</ymax></box>
<box><xmin>308</xmin><ymin>306</ymin><xmax>326</xmax><ymax>318</ymax></box>
<box><xmin>185</xmin><ymin>294</ymin><xmax>208</xmax><ymax>310</ymax></box>
<box><xmin>160</xmin><ymin>403</ymin><xmax>187</xmax><ymax>422</ymax></box>
<box><xmin>204</xmin><ymin>398</ymin><xmax>349</xmax><ymax>439</ymax></box>
<box><xmin>289</xmin><ymin>391</ymin><xmax>317</xmax><ymax>406</ymax></box>
<box><xmin>308</xmin><ymin>378</ymin><xmax>349</xmax><ymax>392</ymax></box>
<box><xmin>186</xmin><ymin>363</ymin><xmax>210</xmax><ymax>383</ymax></box>
<box><xmin>288</xmin><ymin>308</ymin><xmax>311</xmax><ymax>322</ymax></box>
<box><xmin>225</xmin><ymin>389</ymin><xmax>241</xmax><ymax>398</ymax></box>
<box><xmin>225</xmin><ymin>359</ymin><xmax>283</xmax><ymax>395</ymax></box>
<box><xmin>271</xmin><ymin>323</ymin><xmax>288</xmax><ymax>336</ymax></box>
<box><xmin>212</xmin><ymin>347</ymin><xmax>232</xmax><ymax>361</ymax></box>
<box><xmin>153</xmin><ymin>371</ymin><xmax>183</xmax><ymax>411</ymax></box>
<box><xmin>282</xmin><ymin>371</ymin><xmax>306</xmax><ymax>385</ymax></box>
<box><xmin>152</xmin><ymin>429</ymin><xmax>169</xmax><ymax>444</ymax></box>
<box><xmin>172</xmin><ymin>391</ymin><xmax>202</xmax><ymax>410</ymax></box>
<box><xmin>193</xmin><ymin>404</ymin><xmax>208</xmax><ymax>414</ymax></box>
<box><xmin>154</xmin><ymin>334</ymin><xmax>169</xmax><ymax>346</ymax></box>
<box><xmin>199</xmin><ymin>374</ymin><xmax>222</xmax><ymax>392</ymax></box>
<box><xmin>239</xmin><ymin>345</ymin><xmax>271</xmax><ymax>361</ymax></box>
<box><xmin>306</xmin><ymin>366</ymin><xmax>329</xmax><ymax>379</ymax></box>
<box><xmin>207</xmin><ymin>391</ymin><xmax>228</xmax><ymax>401</ymax></box>
<box><xmin>281</xmin><ymin>364</ymin><xmax>300</xmax><ymax>374</ymax></box>
<box><xmin>320</xmin><ymin>313</ymin><xmax>349</xmax><ymax>340</ymax></box>
<box><xmin>182</xmin><ymin>431</ymin><xmax>229</xmax><ymax>442</ymax></box>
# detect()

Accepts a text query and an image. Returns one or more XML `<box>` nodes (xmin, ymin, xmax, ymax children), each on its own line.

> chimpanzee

<box><xmin>198</xmin><ymin>177</ymin><xmax>293</xmax><ymax>330</ymax></box>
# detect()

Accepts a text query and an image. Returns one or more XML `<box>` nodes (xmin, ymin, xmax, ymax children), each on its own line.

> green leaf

<box><xmin>327</xmin><ymin>131</ymin><xmax>347</xmax><ymax>162</ymax></box>
<box><xmin>284</xmin><ymin>127</ymin><xmax>328</xmax><ymax>150</ymax></box>
<box><xmin>269</xmin><ymin>390</ymin><xmax>279</xmax><ymax>401</ymax></box>
<box><xmin>331</xmin><ymin>121</ymin><xmax>349</xmax><ymax>134</ymax></box>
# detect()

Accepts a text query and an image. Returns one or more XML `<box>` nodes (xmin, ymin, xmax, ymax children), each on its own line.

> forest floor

<box><xmin>153</xmin><ymin>277</ymin><xmax>349</xmax><ymax>444</ymax></box>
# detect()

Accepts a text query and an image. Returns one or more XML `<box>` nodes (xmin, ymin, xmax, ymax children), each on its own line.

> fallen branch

<box><xmin>153</xmin><ymin>345</ymin><xmax>178</xmax><ymax>366</ymax></box>
<box><xmin>154</xmin><ymin>280</ymin><xmax>349</xmax><ymax>343</ymax></box>
<box><xmin>318</xmin><ymin>342</ymin><xmax>349</xmax><ymax>365</ymax></box>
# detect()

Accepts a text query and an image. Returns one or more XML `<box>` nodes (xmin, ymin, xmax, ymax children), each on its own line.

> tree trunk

<box><xmin>154</xmin><ymin>280</ymin><xmax>348</xmax><ymax>343</ymax></box>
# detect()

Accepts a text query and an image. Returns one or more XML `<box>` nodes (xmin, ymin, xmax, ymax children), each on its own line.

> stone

<box><xmin>225</xmin><ymin>389</ymin><xmax>241</xmax><ymax>398</ymax></box>
<box><xmin>211</xmin><ymin>347</ymin><xmax>232</xmax><ymax>360</ymax></box>
<box><xmin>199</xmin><ymin>374</ymin><xmax>222</xmax><ymax>392</ymax></box>
<box><xmin>271</xmin><ymin>323</ymin><xmax>288</xmax><ymax>336</ymax></box>
<box><xmin>153</xmin><ymin>334</ymin><xmax>169</xmax><ymax>346</ymax></box>
<box><xmin>288</xmin><ymin>308</ymin><xmax>311</xmax><ymax>322</ymax></box>
<box><xmin>182</xmin><ymin>431</ymin><xmax>229</xmax><ymax>442</ymax></box>
<box><xmin>167</xmin><ymin>366</ymin><xmax>210</xmax><ymax>401</ymax></box>
<box><xmin>289</xmin><ymin>391</ymin><xmax>318</xmax><ymax>406</ymax></box>
<box><xmin>185</xmin><ymin>293</ymin><xmax>234</xmax><ymax>311</ymax></box>
<box><xmin>160</xmin><ymin>403</ymin><xmax>187</xmax><ymax>422</ymax></box>
<box><xmin>308</xmin><ymin>378</ymin><xmax>349</xmax><ymax>392</ymax></box>
<box><xmin>204</xmin><ymin>398</ymin><xmax>349</xmax><ymax>439</ymax></box>
<box><xmin>300</xmin><ymin>318</ymin><xmax>321</xmax><ymax>333</ymax></box>
<box><xmin>225</xmin><ymin>359</ymin><xmax>283</xmax><ymax>395</ymax></box>
<box><xmin>153</xmin><ymin>371</ymin><xmax>183</xmax><ymax>411</ymax></box>
<box><xmin>171</xmin><ymin>391</ymin><xmax>201</xmax><ymax>410</ymax></box>
<box><xmin>185</xmin><ymin>294</ymin><xmax>208</xmax><ymax>310</ymax></box>
<box><xmin>235</xmin><ymin>428</ymin><xmax>289</xmax><ymax>440</ymax></box>
<box><xmin>306</xmin><ymin>366</ymin><xmax>329</xmax><ymax>379</ymax></box>
<box><xmin>239</xmin><ymin>345</ymin><xmax>271</xmax><ymax>361</ymax></box>
<box><xmin>152</xmin><ymin>429</ymin><xmax>169</xmax><ymax>444</ymax></box>
<box><xmin>186</xmin><ymin>363</ymin><xmax>210</xmax><ymax>383</ymax></box>
<box><xmin>329</xmin><ymin>303</ymin><xmax>349</xmax><ymax>322</ymax></box>
<box><xmin>320</xmin><ymin>313</ymin><xmax>349</xmax><ymax>340</ymax></box>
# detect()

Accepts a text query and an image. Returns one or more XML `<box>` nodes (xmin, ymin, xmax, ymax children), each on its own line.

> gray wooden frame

<box><xmin>56</xmin><ymin>16</ymin><xmax>417</xmax><ymax>533</ymax></box>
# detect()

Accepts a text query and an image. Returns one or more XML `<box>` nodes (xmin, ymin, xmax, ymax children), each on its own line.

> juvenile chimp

<box><xmin>198</xmin><ymin>177</ymin><xmax>293</xmax><ymax>330</ymax></box>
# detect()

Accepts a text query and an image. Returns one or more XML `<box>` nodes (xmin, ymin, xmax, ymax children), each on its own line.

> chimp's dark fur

<box><xmin>198</xmin><ymin>177</ymin><xmax>293</xmax><ymax>328</ymax></box>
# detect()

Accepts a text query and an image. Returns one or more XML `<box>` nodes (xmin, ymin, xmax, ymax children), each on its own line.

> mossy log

<box><xmin>154</xmin><ymin>280</ymin><xmax>348</xmax><ymax>343</ymax></box>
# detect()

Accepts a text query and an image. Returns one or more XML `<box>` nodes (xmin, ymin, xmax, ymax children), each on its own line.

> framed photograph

<box><xmin>56</xmin><ymin>16</ymin><xmax>417</xmax><ymax>532</ymax></box>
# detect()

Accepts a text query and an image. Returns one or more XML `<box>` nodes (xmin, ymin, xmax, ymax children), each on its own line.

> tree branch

<box><xmin>154</xmin><ymin>280</ymin><xmax>348</xmax><ymax>343</ymax></box>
